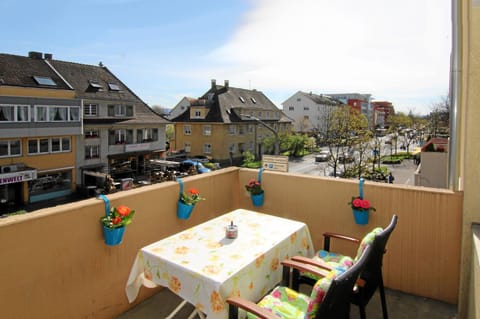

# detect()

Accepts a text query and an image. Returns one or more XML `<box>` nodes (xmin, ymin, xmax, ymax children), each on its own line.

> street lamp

<box><xmin>241</xmin><ymin>114</ymin><xmax>280</xmax><ymax>155</ymax></box>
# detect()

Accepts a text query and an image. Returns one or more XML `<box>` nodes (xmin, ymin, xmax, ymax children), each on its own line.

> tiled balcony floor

<box><xmin>118</xmin><ymin>286</ymin><xmax>457</xmax><ymax>319</ymax></box>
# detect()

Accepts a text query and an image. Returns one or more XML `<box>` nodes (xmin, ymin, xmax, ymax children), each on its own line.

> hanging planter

<box><xmin>250</xmin><ymin>191</ymin><xmax>265</xmax><ymax>207</ymax></box>
<box><xmin>98</xmin><ymin>194</ymin><xmax>135</xmax><ymax>246</ymax></box>
<box><xmin>245</xmin><ymin>168</ymin><xmax>265</xmax><ymax>207</ymax></box>
<box><xmin>102</xmin><ymin>225</ymin><xmax>126</xmax><ymax>245</ymax></box>
<box><xmin>348</xmin><ymin>178</ymin><xmax>375</xmax><ymax>225</ymax></box>
<box><xmin>177</xmin><ymin>178</ymin><xmax>205</xmax><ymax>219</ymax></box>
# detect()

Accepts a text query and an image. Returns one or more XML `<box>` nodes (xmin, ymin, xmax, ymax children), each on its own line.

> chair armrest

<box><xmin>281</xmin><ymin>259</ymin><xmax>330</xmax><ymax>278</ymax></box>
<box><xmin>227</xmin><ymin>296</ymin><xmax>278</xmax><ymax>319</ymax></box>
<box><xmin>290</xmin><ymin>256</ymin><xmax>333</xmax><ymax>271</ymax></box>
<box><xmin>323</xmin><ymin>232</ymin><xmax>360</xmax><ymax>251</ymax></box>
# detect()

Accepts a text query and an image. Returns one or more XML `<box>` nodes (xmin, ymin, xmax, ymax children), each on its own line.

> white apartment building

<box><xmin>282</xmin><ymin>91</ymin><xmax>341</xmax><ymax>133</ymax></box>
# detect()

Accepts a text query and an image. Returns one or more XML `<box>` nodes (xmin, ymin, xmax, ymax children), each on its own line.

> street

<box><xmin>288</xmin><ymin>154</ymin><xmax>417</xmax><ymax>185</ymax></box>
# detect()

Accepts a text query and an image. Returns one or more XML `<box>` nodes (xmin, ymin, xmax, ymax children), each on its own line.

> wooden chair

<box><xmin>226</xmin><ymin>245</ymin><xmax>373</xmax><ymax>319</ymax></box>
<box><xmin>292</xmin><ymin>215</ymin><xmax>398</xmax><ymax>319</ymax></box>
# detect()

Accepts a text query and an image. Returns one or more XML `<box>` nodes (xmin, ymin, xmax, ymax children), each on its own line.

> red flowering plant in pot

<box><xmin>101</xmin><ymin>205</ymin><xmax>135</xmax><ymax>229</ymax></box>
<box><xmin>180</xmin><ymin>188</ymin><xmax>205</xmax><ymax>205</ymax></box>
<box><xmin>245</xmin><ymin>179</ymin><xmax>263</xmax><ymax>195</ymax></box>
<box><xmin>177</xmin><ymin>188</ymin><xmax>205</xmax><ymax>219</ymax></box>
<box><xmin>348</xmin><ymin>197</ymin><xmax>375</xmax><ymax>225</ymax></box>
<box><xmin>100</xmin><ymin>205</ymin><xmax>135</xmax><ymax>246</ymax></box>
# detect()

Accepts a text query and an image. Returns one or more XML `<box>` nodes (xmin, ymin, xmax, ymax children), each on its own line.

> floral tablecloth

<box><xmin>125</xmin><ymin>209</ymin><xmax>314</xmax><ymax>319</ymax></box>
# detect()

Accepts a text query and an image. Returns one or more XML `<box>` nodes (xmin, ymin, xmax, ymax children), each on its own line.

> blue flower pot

<box><xmin>353</xmin><ymin>209</ymin><xmax>369</xmax><ymax>225</ymax></box>
<box><xmin>103</xmin><ymin>225</ymin><xmax>126</xmax><ymax>246</ymax></box>
<box><xmin>177</xmin><ymin>201</ymin><xmax>195</xmax><ymax>219</ymax></box>
<box><xmin>251</xmin><ymin>192</ymin><xmax>264</xmax><ymax>207</ymax></box>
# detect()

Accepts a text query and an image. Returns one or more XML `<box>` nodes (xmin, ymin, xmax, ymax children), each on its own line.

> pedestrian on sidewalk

<box><xmin>387</xmin><ymin>172</ymin><xmax>395</xmax><ymax>184</ymax></box>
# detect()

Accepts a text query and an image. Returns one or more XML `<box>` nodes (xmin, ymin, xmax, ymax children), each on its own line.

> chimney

<box><xmin>224</xmin><ymin>80</ymin><xmax>229</xmax><ymax>90</ymax></box>
<box><xmin>44</xmin><ymin>53</ymin><xmax>53</xmax><ymax>60</ymax></box>
<box><xmin>28</xmin><ymin>51</ymin><xmax>43</xmax><ymax>59</ymax></box>
<box><xmin>211</xmin><ymin>79</ymin><xmax>216</xmax><ymax>89</ymax></box>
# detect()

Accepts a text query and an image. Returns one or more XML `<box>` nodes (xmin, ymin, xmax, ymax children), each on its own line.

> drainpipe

<box><xmin>448</xmin><ymin>0</ymin><xmax>460</xmax><ymax>190</ymax></box>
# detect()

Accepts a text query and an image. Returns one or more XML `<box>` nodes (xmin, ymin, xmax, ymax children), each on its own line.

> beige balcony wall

<box><xmin>0</xmin><ymin>167</ymin><xmax>462</xmax><ymax>318</ymax></box>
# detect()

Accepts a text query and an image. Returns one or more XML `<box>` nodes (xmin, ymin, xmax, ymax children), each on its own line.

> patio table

<box><xmin>125</xmin><ymin>208</ymin><xmax>314</xmax><ymax>318</ymax></box>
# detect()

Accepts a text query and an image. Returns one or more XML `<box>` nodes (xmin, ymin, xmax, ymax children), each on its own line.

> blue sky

<box><xmin>2</xmin><ymin>0</ymin><xmax>451</xmax><ymax>115</ymax></box>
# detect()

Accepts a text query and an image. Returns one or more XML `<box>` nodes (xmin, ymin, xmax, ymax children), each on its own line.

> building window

<box><xmin>108</xmin><ymin>129</ymin><xmax>131</xmax><ymax>145</ymax></box>
<box><xmin>36</xmin><ymin>106</ymin><xmax>47</xmax><ymax>121</ymax></box>
<box><xmin>203</xmin><ymin>125</ymin><xmax>212</xmax><ymax>136</ymax></box>
<box><xmin>289</xmin><ymin>106</ymin><xmax>294</xmax><ymax>111</ymax></box>
<box><xmin>304</xmin><ymin>115</ymin><xmax>309</xmax><ymax>120</ymax></box>
<box><xmin>248</xmin><ymin>124</ymin><xmax>254</xmax><ymax>134</ymax></box>
<box><xmin>35</xmin><ymin>106</ymin><xmax>80</xmax><ymax>122</ymax></box>
<box><xmin>85</xmin><ymin>145</ymin><xmax>100</xmax><ymax>159</ymax></box>
<box><xmin>251</xmin><ymin>97</ymin><xmax>257</xmax><ymax>104</ymax></box>
<box><xmin>85</xmin><ymin>130</ymin><xmax>99</xmax><ymax>138</ymax></box>
<box><xmin>136</xmin><ymin>128</ymin><xmax>157</xmax><ymax>142</ymax></box>
<box><xmin>108</xmin><ymin>104</ymin><xmax>134</xmax><ymax>117</ymax></box>
<box><xmin>239</xmin><ymin>96</ymin><xmax>246</xmax><ymax>103</ymax></box>
<box><xmin>27</xmin><ymin>137</ymin><xmax>70</xmax><ymax>154</ymax></box>
<box><xmin>297</xmin><ymin>98</ymin><xmax>301</xmax><ymax>102</ymax></box>
<box><xmin>258</xmin><ymin>111</ymin><xmax>263</xmax><ymax>118</ymax></box>
<box><xmin>304</xmin><ymin>107</ymin><xmax>309</xmax><ymax>111</ymax></box>
<box><xmin>28</xmin><ymin>138</ymin><xmax>48</xmax><ymax>154</ymax></box>
<box><xmin>193</xmin><ymin>110</ymin><xmax>202</xmax><ymax>118</ymax></box>
<box><xmin>0</xmin><ymin>140</ymin><xmax>21</xmax><ymax>157</ymax></box>
<box><xmin>29</xmin><ymin>171</ymin><xmax>71</xmax><ymax>196</ymax></box>
<box><xmin>51</xmin><ymin>137</ymin><xmax>71</xmax><ymax>153</ymax></box>
<box><xmin>203</xmin><ymin>143</ymin><xmax>212</xmax><ymax>154</ymax></box>
<box><xmin>84</xmin><ymin>104</ymin><xmax>98</xmax><ymax>116</ymax></box>
<box><xmin>108</xmin><ymin>83</ymin><xmax>121</xmax><ymax>91</ymax></box>
<box><xmin>33</xmin><ymin>76</ymin><xmax>56</xmax><ymax>86</ymax></box>
<box><xmin>238</xmin><ymin>125</ymin><xmax>245</xmax><ymax>135</ymax></box>
<box><xmin>50</xmin><ymin>106</ymin><xmax>68</xmax><ymax>121</ymax></box>
<box><xmin>184</xmin><ymin>142</ymin><xmax>191</xmax><ymax>152</ymax></box>
<box><xmin>184</xmin><ymin>125</ymin><xmax>191</xmax><ymax>135</ymax></box>
<box><xmin>0</xmin><ymin>105</ymin><xmax>29</xmax><ymax>122</ymax></box>
<box><xmin>70</xmin><ymin>107</ymin><xmax>80</xmax><ymax>121</ymax></box>
<box><xmin>229</xmin><ymin>125</ymin><xmax>236</xmax><ymax>135</ymax></box>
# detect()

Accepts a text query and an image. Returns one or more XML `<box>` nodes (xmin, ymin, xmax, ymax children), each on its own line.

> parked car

<box><xmin>315</xmin><ymin>151</ymin><xmax>331</xmax><ymax>162</ymax></box>
<box><xmin>180</xmin><ymin>160</ymin><xmax>211</xmax><ymax>174</ymax></box>
<box><xmin>189</xmin><ymin>155</ymin><xmax>212</xmax><ymax>163</ymax></box>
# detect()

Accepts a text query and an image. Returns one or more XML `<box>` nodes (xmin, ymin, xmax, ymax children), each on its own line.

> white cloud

<box><xmin>203</xmin><ymin>0</ymin><xmax>451</xmax><ymax>114</ymax></box>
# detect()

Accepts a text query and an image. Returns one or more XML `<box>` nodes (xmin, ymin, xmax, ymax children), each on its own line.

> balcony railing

<box><xmin>0</xmin><ymin>167</ymin><xmax>463</xmax><ymax>318</ymax></box>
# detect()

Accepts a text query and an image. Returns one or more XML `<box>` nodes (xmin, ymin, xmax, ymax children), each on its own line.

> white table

<box><xmin>126</xmin><ymin>209</ymin><xmax>314</xmax><ymax>318</ymax></box>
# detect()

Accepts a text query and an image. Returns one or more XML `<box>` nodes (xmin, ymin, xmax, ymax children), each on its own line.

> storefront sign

<box><xmin>0</xmin><ymin>170</ymin><xmax>37</xmax><ymax>185</ymax></box>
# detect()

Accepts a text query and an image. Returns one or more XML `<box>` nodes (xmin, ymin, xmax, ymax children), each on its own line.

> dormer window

<box><xmin>87</xmin><ymin>81</ymin><xmax>103</xmax><ymax>92</ymax></box>
<box><xmin>251</xmin><ymin>97</ymin><xmax>257</xmax><ymax>104</ymax></box>
<box><xmin>239</xmin><ymin>96</ymin><xmax>245</xmax><ymax>103</ymax></box>
<box><xmin>33</xmin><ymin>76</ymin><xmax>56</xmax><ymax>86</ymax></box>
<box><xmin>108</xmin><ymin>83</ymin><xmax>120</xmax><ymax>91</ymax></box>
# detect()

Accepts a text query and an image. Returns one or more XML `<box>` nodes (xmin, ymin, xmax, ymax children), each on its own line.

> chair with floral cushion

<box><xmin>226</xmin><ymin>244</ymin><xmax>372</xmax><ymax>319</ymax></box>
<box><xmin>292</xmin><ymin>215</ymin><xmax>398</xmax><ymax>319</ymax></box>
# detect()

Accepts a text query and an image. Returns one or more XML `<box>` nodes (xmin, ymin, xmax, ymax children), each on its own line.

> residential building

<box><xmin>1</xmin><ymin>51</ymin><xmax>171</xmax><ymax>202</ymax></box>
<box><xmin>170</xmin><ymin>80</ymin><xmax>292</xmax><ymax>164</ymax></box>
<box><xmin>48</xmin><ymin>56</ymin><xmax>170</xmax><ymax>191</ymax></box>
<box><xmin>329</xmin><ymin>93</ymin><xmax>373</xmax><ymax>126</ymax></box>
<box><xmin>0</xmin><ymin>52</ymin><xmax>82</xmax><ymax>206</ymax></box>
<box><xmin>282</xmin><ymin>91</ymin><xmax>341</xmax><ymax>133</ymax></box>
<box><xmin>414</xmin><ymin>137</ymin><xmax>449</xmax><ymax>188</ymax></box>
<box><xmin>371</xmin><ymin>101</ymin><xmax>395</xmax><ymax>125</ymax></box>
<box><xmin>167</xmin><ymin>96</ymin><xmax>195</xmax><ymax>120</ymax></box>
